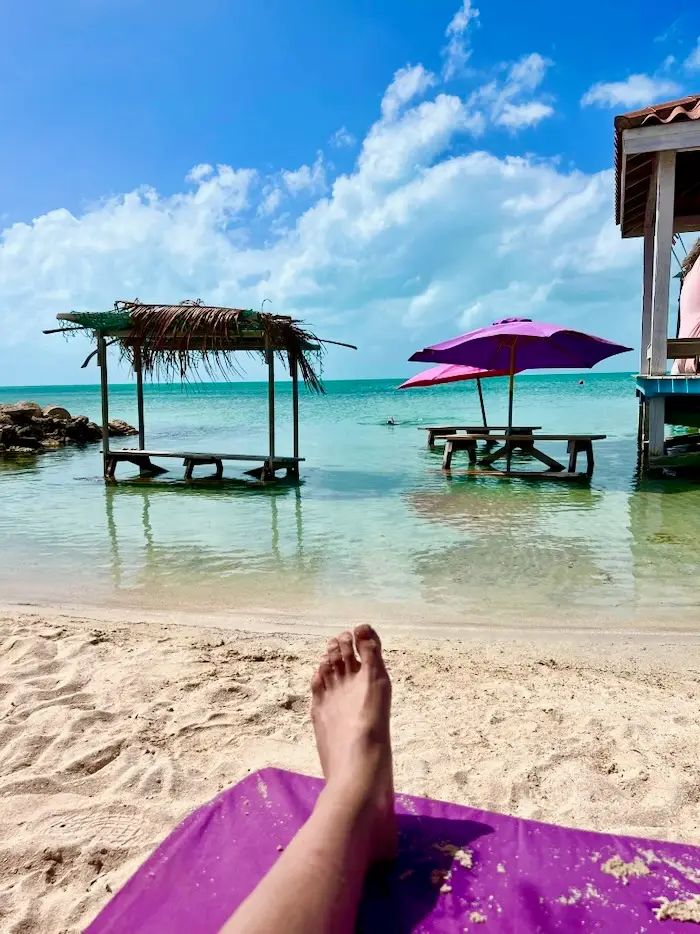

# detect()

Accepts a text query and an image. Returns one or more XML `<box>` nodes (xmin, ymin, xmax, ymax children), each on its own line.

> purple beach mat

<box><xmin>86</xmin><ymin>768</ymin><xmax>700</xmax><ymax>933</ymax></box>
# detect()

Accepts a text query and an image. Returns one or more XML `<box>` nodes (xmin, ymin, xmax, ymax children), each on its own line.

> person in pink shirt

<box><xmin>672</xmin><ymin>237</ymin><xmax>700</xmax><ymax>375</ymax></box>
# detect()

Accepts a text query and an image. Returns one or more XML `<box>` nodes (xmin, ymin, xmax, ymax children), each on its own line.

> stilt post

<box><xmin>134</xmin><ymin>342</ymin><xmax>146</xmax><ymax>450</ymax></box>
<box><xmin>647</xmin><ymin>150</ymin><xmax>676</xmax><ymax>457</ymax></box>
<box><xmin>292</xmin><ymin>352</ymin><xmax>300</xmax><ymax>460</ymax></box>
<box><xmin>97</xmin><ymin>332</ymin><xmax>110</xmax><ymax>478</ymax></box>
<box><xmin>266</xmin><ymin>335</ymin><xmax>276</xmax><ymax>475</ymax></box>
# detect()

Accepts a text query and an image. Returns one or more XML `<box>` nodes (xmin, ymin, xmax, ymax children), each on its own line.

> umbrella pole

<box><xmin>476</xmin><ymin>378</ymin><xmax>487</xmax><ymax>428</ymax></box>
<box><xmin>506</xmin><ymin>343</ymin><xmax>516</xmax><ymax>473</ymax></box>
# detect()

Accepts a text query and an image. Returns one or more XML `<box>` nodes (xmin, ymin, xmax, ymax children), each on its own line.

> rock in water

<box><xmin>42</xmin><ymin>405</ymin><xmax>71</xmax><ymax>420</ymax></box>
<box><xmin>108</xmin><ymin>419</ymin><xmax>138</xmax><ymax>437</ymax></box>
<box><xmin>1</xmin><ymin>402</ymin><xmax>43</xmax><ymax>423</ymax></box>
<box><xmin>0</xmin><ymin>403</ymin><xmax>136</xmax><ymax>457</ymax></box>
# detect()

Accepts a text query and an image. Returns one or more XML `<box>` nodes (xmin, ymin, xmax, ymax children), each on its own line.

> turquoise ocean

<box><xmin>1</xmin><ymin>374</ymin><xmax>699</xmax><ymax>632</ymax></box>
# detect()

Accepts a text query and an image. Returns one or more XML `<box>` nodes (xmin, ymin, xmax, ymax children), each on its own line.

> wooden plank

<box><xmin>650</xmin><ymin>451</ymin><xmax>700</xmax><ymax>469</ymax></box>
<box><xmin>674</xmin><ymin>214</ymin><xmax>700</xmax><ymax>234</ymax></box>
<box><xmin>107</xmin><ymin>449</ymin><xmax>304</xmax><ymax>463</ymax></box>
<box><xmin>649</xmin><ymin>150</ymin><xmax>676</xmax><ymax>377</ymax></box>
<box><xmin>479</xmin><ymin>444</ymin><xmax>509</xmax><ymax>467</ymax></box>
<box><xmin>419</xmin><ymin>425</ymin><xmax>541</xmax><ymax>432</ymax></box>
<box><xmin>665</xmin><ymin>432</ymin><xmax>700</xmax><ymax>450</ymax></box>
<box><xmin>531</xmin><ymin>448</ymin><xmax>566</xmax><ymax>472</ymax></box>
<box><xmin>623</xmin><ymin>122</ymin><xmax>700</xmax><ymax>155</ymax></box>
<box><xmin>453</xmin><ymin>468</ymin><xmax>590</xmax><ymax>481</ymax></box>
<box><xmin>667</xmin><ymin>338</ymin><xmax>700</xmax><ymax>359</ymax></box>
<box><xmin>441</xmin><ymin>434</ymin><xmax>606</xmax><ymax>442</ymax></box>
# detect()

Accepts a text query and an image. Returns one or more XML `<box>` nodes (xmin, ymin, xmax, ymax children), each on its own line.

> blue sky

<box><xmin>1</xmin><ymin>0</ymin><xmax>699</xmax><ymax>384</ymax></box>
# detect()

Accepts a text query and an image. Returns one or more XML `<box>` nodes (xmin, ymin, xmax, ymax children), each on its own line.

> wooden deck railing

<box><xmin>667</xmin><ymin>339</ymin><xmax>700</xmax><ymax>360</ymax></box>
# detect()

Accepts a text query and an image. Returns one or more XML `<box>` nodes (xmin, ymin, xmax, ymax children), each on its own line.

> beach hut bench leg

<box><xmin>213</xmin><ymin>459</ymin><xmax>223</xmax><ymax>480</ymax></box>
<box><xmin>442</xmin><ymin>441</ymin><xmax>454</xmax><ymax>470</ymax></box>
<box><xmin>106</xmin><ymin>455</ymin><xmax>117</xmax><ymax>479</ymax></box>
<box><xmin>567</xmin><ymin>441</ymin><xmax>579</xmax><ymax>474</ymax></box>
<box><xmin>261</xmin><ymin>459</ymin><xmax>277</xmax><ymax>481</ymax></box>
<box><xmin>427</xmin><ymin>430</ymin><xmax>437</xmax><ymax>449</ymax></box>
<box><xmin>184</xmin><ymin>459</ymin><xmax>195</xmax><ymax>481</ymax></box>
<box><xmin>466</xmin><ymin>440</ymin><xmax>477</xmax><ymax>464</ymax></box>
<box><xmin>584</xmin><ymin>441</ymin><xmax>595</xmax><ymax>476</ymax></box>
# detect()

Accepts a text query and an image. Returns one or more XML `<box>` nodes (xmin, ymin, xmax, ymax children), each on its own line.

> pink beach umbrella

<box><xmin>410</xmin><ymin>317</ymin><xmax>632</xmax><ymax>469</ymax></box>
<box><xmin>397</xmin><ymin>363</ymin><xmax>514</xmax><ymax>427</ymax></box>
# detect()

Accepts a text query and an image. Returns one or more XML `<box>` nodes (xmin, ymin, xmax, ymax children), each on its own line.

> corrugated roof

<box><xmin>614</xmin><ymin>94</ymin><xmax>700</xmax><ymax>235</ymax></box>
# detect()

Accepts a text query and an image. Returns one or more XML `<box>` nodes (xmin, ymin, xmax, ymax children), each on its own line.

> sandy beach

<box><xmin>0</xmin><ymin>608</ymin><xmax>699</xmax><ymax>932</ymax></box>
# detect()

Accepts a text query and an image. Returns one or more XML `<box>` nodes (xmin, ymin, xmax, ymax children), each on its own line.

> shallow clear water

<box><xmin>1</xmin><ymin>374</ymin><xmax>699</xmax><ymax>631</ymax></box>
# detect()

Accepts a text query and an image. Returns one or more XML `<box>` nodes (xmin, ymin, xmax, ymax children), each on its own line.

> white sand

<box><xmin>2</xmin><ymin>608</ymin><xmax>700</xmax><ymax>932</ymax></box>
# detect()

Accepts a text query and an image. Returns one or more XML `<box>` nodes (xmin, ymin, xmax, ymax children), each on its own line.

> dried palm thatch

<box><xmin>56</xmin><ymin>300</ymin><xmax>326</xmax><ymax>392</ymax></box>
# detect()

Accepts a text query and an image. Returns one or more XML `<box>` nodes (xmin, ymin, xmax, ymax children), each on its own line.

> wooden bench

<box><xmin>441</xmin><ymin>434</ymin><xmax>606</xmax><ymax>479</ymax></box>
<box><xmin>105</xmin><ymin>449</ymin><xmax>304</xmax><ymax>481</ymax></box>
<box><xmin>419</xmin><ymin>425</ymin><xmax>541</xmax><ymax>448</ymax></box>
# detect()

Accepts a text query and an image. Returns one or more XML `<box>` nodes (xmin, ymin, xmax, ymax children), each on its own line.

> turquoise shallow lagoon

<box><xmin>1</xmin><ymin>374</ymin><xmax>699</xmax><ymax>632</ymax></box>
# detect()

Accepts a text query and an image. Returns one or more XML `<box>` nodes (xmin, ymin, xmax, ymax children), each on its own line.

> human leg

<box><xmin>218</xmin><ymin>625</ymin><xmax>395</xmax><ymax>934</ymax></box>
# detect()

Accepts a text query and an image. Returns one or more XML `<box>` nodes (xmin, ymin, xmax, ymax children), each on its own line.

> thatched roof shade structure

<box><xmin>50</xmin><ymin>300</ymin><xmax>354</xmax><ymax>482</ymax></box>
<box><xmin>57</xmin><ymin>300</ymin><xmax>326</xmax><ymax>390</ymax></box>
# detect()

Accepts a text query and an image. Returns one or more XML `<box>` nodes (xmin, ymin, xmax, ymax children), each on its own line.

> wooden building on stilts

<box><xmin>615</xmin><ymin>94</ymin><xmax>700</xmax><ymax>471</ymax></box>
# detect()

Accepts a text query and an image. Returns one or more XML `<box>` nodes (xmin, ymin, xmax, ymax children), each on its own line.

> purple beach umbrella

<box><xmin>410</xmin><ymin>318</ymin><xmax>632</xmax><ymax>470</ymax></box>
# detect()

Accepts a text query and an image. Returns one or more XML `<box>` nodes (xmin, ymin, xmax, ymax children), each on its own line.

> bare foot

<box><xmin>310</xmin><ymin>625</ymin><xmax>397</xmax><ymax>863</ymax></box>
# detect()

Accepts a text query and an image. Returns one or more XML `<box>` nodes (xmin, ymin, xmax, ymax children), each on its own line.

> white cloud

<box><xmin>186</xmin><ymin>163</ymin><xmax>214</xmax><ymax>183</ymax></box>
<box><xmin>442</xmin><ymin>0</ymin><xmax>479</xmax><ymax>80</ymax></box>
<box><xmin>0</xmin><ymin>11</ymin><xmax>642</xmax><ymax>382</ymax></box>
<box><xmin>258</xmin><ymin>185</ymin><xmax>282</xmax><ymax>217</ymax></box>
<box><xmin>381</xmin><ymin>65</ymin><xmax>437</xmax><ymax>121</ymax></box>
<box><xmin>685</xmin><ymin>38</ymin><xmax>700</xmax><ymax>72</ymax></box>
<box><xmin>581</xmin><ymin>74</ymin><xmax>681</xmax><ymax>108</ymax></box>
<box><xmin>497</xmin><ymin>101</ymin><xmax>554</xmax><ymax>129</ymax></box>
<box><xmin>329</xmin><ymin>126</ymin><xmax>356</xmax><ymax>148</ymax></box>
<box><xmin>282</xmin><ymin>153</ymin><xmax>326</xmax><ymax>195</ymax></box>
<box><xmin>468</xmin><ymin>53</ymin><xmax>555</xmax><ymax>130</ymax></box>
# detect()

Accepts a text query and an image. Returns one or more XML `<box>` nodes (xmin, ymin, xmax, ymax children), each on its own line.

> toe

<box><xmin>318</xmin><ymin>654</ymin><xmax>334</xmax><ymax>688</ymax></box>
<box><xmin>310</xmin><ymin>667</ymin><xmax>325</xmax><ymax>696</ymax></box>
<box><xmin>326</xmin><ymin>637</ymin><xmax>345</xmax><ymax>675</ymax></box>
<box><xmin>338</xmin><ymin>631</ymin><xmax>359</xmax><ymax>673</ymax></box>
<box><xmin>354</xmin><ymin>625</ymin><xmax>385</xmax><ymax>671</ymax></box>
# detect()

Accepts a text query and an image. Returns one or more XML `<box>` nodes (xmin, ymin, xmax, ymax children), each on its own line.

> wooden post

<box><xmin>649</xmin><ymin>150</ymin><xmax>675</xmax><ymax>375</ymax></box>
<box><xmin>292</xmin><ymin>353</ymin><xmax>300</xmax><ymax>459</ymax></box>
<box><xmin>97</xmin><ymin>333</ymin><xmax>110</xmax><ymax>478</ymax></box>
<box><xmin>476</xmin><ymin>378</ymin><xmax>487</xmax><ymax>427</ymax></box>
<box><xmin>134</xmin><ymin>342</ymin><xmax>145</xmax><ymax>450</ymax></box>
<box><xmin>266</xmin><ymin>336</ymin><xmax>276</xmax><ymax>470</ymax></box>
<box><xmin>505</xmin><ymin>342</ymin><xmax>516</xmax><ymax>473</ymax></box>
<box><xmin>648</xmin><ymin>150</ymin><xmax>676</xmax><ymax>456</ymax></box>
<box><xmin>640</xmin><ymin>159</ymin><xmax>657</xmax><ymax>375</ymax></box>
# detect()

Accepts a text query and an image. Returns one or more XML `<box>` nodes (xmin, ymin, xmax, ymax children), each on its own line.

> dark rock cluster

<box><xmin>0</xmin><ymin>401</ymin><xmax>137</xmax><ymax>455</ymax></box>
